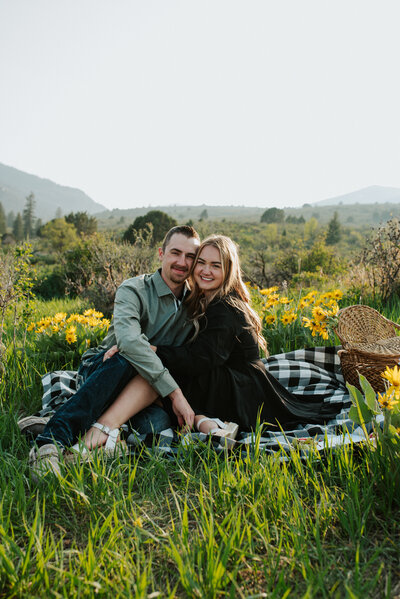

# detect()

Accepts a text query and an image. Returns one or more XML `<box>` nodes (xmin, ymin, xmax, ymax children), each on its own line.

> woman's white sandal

<box><xmin>196</xmin><ymin>417</ymin><xmax>239</xmax><ymax>448</ymax></box>
<box><xmin>68</xmin><ymin>422</ymin><xmax>126</xmax><ymax>460</ymax></box>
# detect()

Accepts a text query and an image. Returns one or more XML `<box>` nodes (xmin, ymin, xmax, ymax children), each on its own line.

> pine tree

<box><xmin>326</xmin><ymin>211</ymin><xmax>342</xmax><ymax>245</ymax></box>
<box><xmin>13</xmin><ymin>213</ymin><xmax>24</xmax><ymax>241</ymax></box>
<box><xmin>0</xmin><ymin>202</ymin><xmax>6</xmax><ymax>235</ymax></box>
<box><xmin>23</xmin><ymin>192</ymin><xmax>36</xmax><ymax>238</ymax></box>
<box><xmin>7</xmin><ymin>210</ymin><xmax>15</xmax><ymax>228</ymax></box>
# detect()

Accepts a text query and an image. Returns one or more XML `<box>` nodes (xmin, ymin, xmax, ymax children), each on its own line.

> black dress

<box><xmin>157</xmin><ymin>297</ymin><xmax>342</xmax><ymax>431</ymax></box>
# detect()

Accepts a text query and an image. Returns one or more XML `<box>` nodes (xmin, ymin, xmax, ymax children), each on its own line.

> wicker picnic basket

<box><xmin>335</xmin><ymin>305</ymin><xmax>400</xmax><ymax>392</ymax></box>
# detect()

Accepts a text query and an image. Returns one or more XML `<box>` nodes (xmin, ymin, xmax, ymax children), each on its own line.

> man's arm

<box><xmin>112</xmin><ymin>283</ymin><xmax>179</xmax><ymax>398</ymax></box>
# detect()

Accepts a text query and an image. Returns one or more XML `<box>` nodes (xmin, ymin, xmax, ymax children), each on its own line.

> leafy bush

<box><xmin>61</xmin><ymin>232</ymin><xmax>157</xmax><ymax>314</ymax></box>
<box><xmin>361</xmin><ymin>218</ymin><xmax>400</xmax><ymax>302</ymax></box>
<box><xmin>0</xmin><ymin>244</ymin><xmax>37</xmax><ymax>368</ymax></box>
<box><xmin>123</xmin><ymin>210</ymin><xmax>177</xmax><ymax>244</ymax></box>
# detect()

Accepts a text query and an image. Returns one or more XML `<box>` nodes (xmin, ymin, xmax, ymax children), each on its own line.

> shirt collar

<box><xmin>152</xmin><ymin>269</ymin><xmax>190</xmax><ymax>300</ymax></box>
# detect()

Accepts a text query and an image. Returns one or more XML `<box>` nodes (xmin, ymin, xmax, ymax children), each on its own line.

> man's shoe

<box><xmin>18</xmin><ymin>415</ymin><xmax>50</xmax><ymax>439</ymax></box>
<box><xmin>28</xmin><ymin>444</ymin><xmax>62</xmax><ymax>482</ymax></box>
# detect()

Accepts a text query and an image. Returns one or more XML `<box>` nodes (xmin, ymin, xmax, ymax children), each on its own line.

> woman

<box><xmin>78</xmin><ymin>235</ymin><xmax>339</xmax><ymax>451</ymax></box>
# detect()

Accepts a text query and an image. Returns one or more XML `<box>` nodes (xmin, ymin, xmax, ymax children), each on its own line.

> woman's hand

<box><xmin>169</xmin><ymin>388</ymin><xmax>194</xmax><ymax>429</ymax></box>
<box><xmin>150</xmin><ymin>345</ymin><xmax>157</xmax><ymax>352</ymax></box>
<box><xmin>103</xmin><ymin>345</ymin><xmax>119</xmax><ymax>362</ymax></box>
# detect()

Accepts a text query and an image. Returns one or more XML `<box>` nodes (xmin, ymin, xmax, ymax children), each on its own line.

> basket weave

<box><xmin>335</xmin><ymin>305</ymin><xmax>400</xmax><ymax>392</ymax></box>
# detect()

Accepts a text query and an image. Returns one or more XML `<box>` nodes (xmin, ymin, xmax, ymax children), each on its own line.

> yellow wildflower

<box><xmin>27</xmin><ymin>322</ymin><xmax>36</xmax><ymax>332</ymax></box>
<box><xmin>299</xmin><ymin>298</ymin><xmax>310</xmax><ymax>310</ymax></box>
<box><xmin>66</xmin><ymin>314</ymin><xmax>79</xmax><ymax>323</ymax></box>
<box><xmin>101</xmin><ymin>319</ymin><xmax>110</xmax><ymax>329</ymax></box>
<box><xmin>312</xmin><ymin>306</ymin><xmax>327</xmax><ymax>323</ymax></box>
<box><xmin>302</xmin><ymin>317</ymin><xmax>328</xmax><ymax>339</ymax></box>
<box><xmin>280</xmin><ymin>311</ymin><xmax>297</xmax><ymax>325</ymax></box>
<box><xmin>332</xmin><ymin>289</ymin><xmax>343</xmax><ymax>300</ymax></box>
<box><xmin>36</xmin><ymin>326</ymin><xmax>46</xmax><ymax>334</ymax></box>
<box><xmin>302</xmin><ymin>317</ymin><xmax>320</xmax><ymax>336</ymax></box>
<box><xmin>377</xmin><ymin>391</ymin><xmax>399</xmax><ymax>411</ymax></box>
<box><xmin>381</xmin><ymin>365</ymin><xmax>400</xmax><ymax>400</ymax></box>
<box><xmin>304</xmin><ymin>291</ymin><xmax>317</xmax><ymax>301</ymax></box>
<box><xmin>53</xmin><ymin>312</ymin><xmax>67</xmax><ymax>323</ymax></box>
<box><xmin>318</xmin><ymin>326</ymin><xmax>329</xmax><ymax>340</ymax></box>
<box><xmin>65</xmin><ymin>326</ymin><xmax>77</xmax><ymax>344</ymax></box>
<box><xmin>52</xmin><ymin>325</ymin><xmax>60</xmax><ymax>333</ymax></box>
<box><xmin>265</xmin><ymin>314</ymin><xmax>276</xmax><ymax>325</ymax></box>
<box><xmin>260</xmin><ymin>286</ymin><xmax>279</xmax><ymax>296</ymax></box>
<box><xmin>319</xmin><ymin>292</ymin><xmax>333</xmax><ymax>302</ymax></box>
<box><xmin>86</xmin><ymin>316</ymin><xmax>102</xmax><ymax>327</ymax></box>
<box><xmin>326</xmin><ymin>303</ymin><xmax>339</xmax><ymax>317</ymax></box>
<box><xmin>279</xmin><ymin>296</ymin><xmax>292</xmax><ymax>305</ymax></box>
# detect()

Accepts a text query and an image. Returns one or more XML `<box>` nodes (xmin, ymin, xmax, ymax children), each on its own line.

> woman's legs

<box><xmin>80</xmin><ymin>375</ymin><xmax>158</xmax><ymax>449</ymax></box>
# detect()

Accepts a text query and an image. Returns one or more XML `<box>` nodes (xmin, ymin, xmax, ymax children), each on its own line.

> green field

<box><xmin>2</xmin><ymin>282</ymin><xmax>400</xmax><ymax>597</ymax></box>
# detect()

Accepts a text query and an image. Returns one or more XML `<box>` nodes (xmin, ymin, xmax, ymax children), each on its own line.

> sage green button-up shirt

<box><xmin>84</xmin><ymin>270</ymin><xmax>192</xmax><ymax>397</ymax></box>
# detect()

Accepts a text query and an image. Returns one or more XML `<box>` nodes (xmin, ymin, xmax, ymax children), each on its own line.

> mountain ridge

<box><xmin>0</xmin><ymin>162</ymin><xmax>106</xmax><ymax>220</ymax></box>
<box><xmin>313</xmin><ymin>185</ymin><xmax>400</xmax><ymax>206</ymax></box>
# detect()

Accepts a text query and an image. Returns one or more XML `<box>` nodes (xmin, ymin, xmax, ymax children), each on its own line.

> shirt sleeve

<box><xmin>113</xmin><ymin>284</ymin><xmax>179</xmax><ymax>397</ymax></box>
<box><xmin>156</xmin><ymin>301</ymin><xmax>240</xmax><ymax>377</ymax></box>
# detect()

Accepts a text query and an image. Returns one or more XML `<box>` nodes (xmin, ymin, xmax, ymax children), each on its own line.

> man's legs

<box><xmin>129</xmin><ymin>404</ymin><xmax>171</xmax><ymax>434</ymax></box>
<box><xmin>35</xmin><ymin>352</ymin><xmax>137</xmax><ymax>449</ymax></box>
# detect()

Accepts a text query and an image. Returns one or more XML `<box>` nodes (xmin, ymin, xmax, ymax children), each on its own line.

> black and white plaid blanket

<box><xmin>40</xmin><ymin>346</ymin><xmax>366</xmax><ymax>458</ymax></box>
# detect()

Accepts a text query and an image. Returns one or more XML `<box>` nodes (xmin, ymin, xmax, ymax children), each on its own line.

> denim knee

<box><xmin>128</xmin><ymin>404</ymin><xmax>171</xmax><ymax>434</ymax></box>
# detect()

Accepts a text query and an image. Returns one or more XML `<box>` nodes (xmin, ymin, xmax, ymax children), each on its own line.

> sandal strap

<box><xmin>92</xmin><ymin>422</ymin><xmax>119</xmax><ymax>438</ymax></box>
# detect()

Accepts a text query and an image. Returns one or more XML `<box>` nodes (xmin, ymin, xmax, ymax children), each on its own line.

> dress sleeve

<box><xmin>156</xmin><ymin>301</ymin><xmax>241</xmax><ymax>377</ymax></box>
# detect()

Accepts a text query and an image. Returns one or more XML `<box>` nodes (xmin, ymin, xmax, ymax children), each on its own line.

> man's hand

<box><xmin>169</xmin><ymin>388</ymin><xmax>194</xmax><ymax>429</ymax></box>
<box><xmin>103</xmin><ymin>345</ymin><xmax>119</xmax><ymax>361</ymax></box>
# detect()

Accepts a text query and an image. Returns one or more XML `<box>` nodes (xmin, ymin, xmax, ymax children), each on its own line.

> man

<box><xmin>29</xmin><ymin>225</ymin><xmax>200</xmax><ymax>479</ymax></box>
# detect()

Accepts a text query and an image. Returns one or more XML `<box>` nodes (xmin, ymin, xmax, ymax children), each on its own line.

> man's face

<box><xmin>159</xmin><ymin>233</ymin><xmax>200</xmax><ymax>289</ymax></box>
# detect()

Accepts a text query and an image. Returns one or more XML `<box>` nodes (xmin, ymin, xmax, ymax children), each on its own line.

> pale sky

<box><xmin>1</xmin><ymin>0</ymin><xmax>400</xmax><ymax>210</ymax></box>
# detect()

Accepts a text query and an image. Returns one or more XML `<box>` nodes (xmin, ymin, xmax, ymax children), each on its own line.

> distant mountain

<box><xmin>314</xmin><ymin>185</ymin><xmax>400</xmax><ymax>206</ymax></box>
<box><xmin>0</xmin><ymin>162</ymin><xmax>106</xmax><ymax>220</ymax></box>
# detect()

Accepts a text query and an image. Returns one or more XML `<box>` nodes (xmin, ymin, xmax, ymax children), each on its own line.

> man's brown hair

<box><xmin>162</xmin><ymin>225</ymin><xmax>200</xmax><ymax>252</ymax></box>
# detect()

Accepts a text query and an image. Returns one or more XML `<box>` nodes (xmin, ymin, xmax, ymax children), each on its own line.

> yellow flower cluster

<box><xmin>381</xmin><ymin>365</ymin><xmax>400</xmax><ymax>402</ymax></box>
<box><xmin>28</xmin><ymin>308</ymin><xmax>110</xmax><ymax>345</ymax></box>
<box><xmin>252</xmin><ymin>286</ymin><xmax>342</xmax><ymax>341</ymax></box>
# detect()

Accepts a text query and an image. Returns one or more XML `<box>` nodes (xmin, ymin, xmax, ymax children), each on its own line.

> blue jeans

<box><xmin>36</xmin><ymin>351</ymin><xmax>171</xmax><ymax>448</ymax></box>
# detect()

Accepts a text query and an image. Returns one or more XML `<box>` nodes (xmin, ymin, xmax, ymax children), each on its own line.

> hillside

<box><xmin>314</xmin><ymin>185</ymin><xmax>400</xmax><ymax>206</ymax></box>
<box><xmin>96</xmin><ymin>202</ymin><xmax>400</xmax><ymax>231</ymax></box>
<box><xmin>0</xmin><ymin>163</ymin><xmax>106</xmax><ymax>220</ymax></box>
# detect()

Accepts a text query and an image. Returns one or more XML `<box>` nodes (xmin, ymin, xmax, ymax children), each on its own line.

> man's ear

<box><xmin>158</xmin><ymin>247</ymin><xmax>163</xmax><ymax>262</ymax></box>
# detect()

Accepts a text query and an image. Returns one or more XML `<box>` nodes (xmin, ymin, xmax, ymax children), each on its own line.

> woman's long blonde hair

<box><xmin>186</xmin><ymin>235</ymin><xmax>267</xmax><ymax>351</ymax></box>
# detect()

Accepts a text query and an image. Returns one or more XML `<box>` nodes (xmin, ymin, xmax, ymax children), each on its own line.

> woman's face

<box><xmin>194</xmin><ymin>245</ymin><xmax>224</xmax><ymax>297</ymax></box>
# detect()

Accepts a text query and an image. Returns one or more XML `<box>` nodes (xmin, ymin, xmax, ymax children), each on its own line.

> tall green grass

<box><xmin>1</xmin><ymin>296</ymin><xmax>400</xmax><ymax>597</ymax></box>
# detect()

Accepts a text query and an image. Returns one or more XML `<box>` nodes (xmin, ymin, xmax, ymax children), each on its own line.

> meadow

<box><xmin>1</xmin><ymin>237</ymin><xmax>400</xmax><ymax>598</ymax></box>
